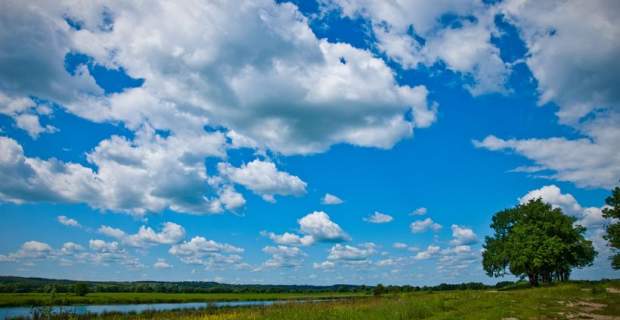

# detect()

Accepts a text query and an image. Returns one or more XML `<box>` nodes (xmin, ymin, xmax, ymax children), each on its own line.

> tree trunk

<box><xmin>528</xmin><ymin>273</ymin><xmax>539</xmax><ymax>287</ymax></box>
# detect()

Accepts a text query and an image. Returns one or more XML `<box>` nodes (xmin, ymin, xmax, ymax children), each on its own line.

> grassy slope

<box><xmin>0</xmin><ymin>291</ymin><xmax>366</xmax><ymax>307</ymax></box>
<box><xmin>14</xmin><ymin>281</ymin><xmax>619</xmax><ymax>320</ymax></box>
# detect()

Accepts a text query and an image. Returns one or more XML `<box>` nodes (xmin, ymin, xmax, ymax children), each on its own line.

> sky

<box><xmin>0</xmin><ymin>0</ymin><xmax>618</xmax><ymax>286</ymax></box>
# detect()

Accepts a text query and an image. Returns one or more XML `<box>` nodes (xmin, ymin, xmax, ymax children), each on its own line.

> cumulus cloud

<box><xmin>298</xmin><ymin>211</ymin><xmax>350</xmax><ymax>243</ymax></box>
<box><xmin>324</xmin><ymin>0</ymin><xmax>510</xmax><ymax>95</ymax></box>
<box><xmin>0</xmin><ymin>241</ymin><xmax>52</xmax><ymax>262</ymax></box>
<box><xmin>218</xmin><ymin>160</ymin><xmax>307</xmax><ymax>202</ymax></box>
<box><xmin>87</xmin><ymin>239</ymin><xmax>143</xmax><ymax>268</ymax></box>
<box><xmin>414</xmin><ymin>245</ymin><xmax>441</xmax><ymax>260</ymax></box>
<box><xmin>260</xmin><ymin>231</ymin><xmax>314</xmax><ymax>246</ymax></box>
<box><xmin>363</xmin><ymin>211</ymin><xmax>393</xmax><ymax>224</ymax></box>
<box><xmin>392</xmin><ymin>242</ymin><xmax>408</xmax><ymax>249</ymax></box>
<box><xmin>261</xmin><ymin>211</ymin><xmax>349</xmax><ymax>248</ymax></box>
<box><xmin>99</xmin><ymin>222</ymin><xmax>186</xmax><ymax>248</ymax></box>
<box><xmin>153</xmin><ymin>258</ymin><xmax>172</xmax><ymax>269</ymax></box>
<box><xmin>1</xmin><ymin>1</ymin><xmax>436</xmax><ymax>155</ymax></box>
<box><xmin>519</xmin><ymin>185</ymin><xmax>610</xmax><ymax>229</ymax></box>
<box><xmin>0</xmin><ymin>129</ymin><xmax>255</xmax><ymax>215</ymax></box>
<box><xmin>327</xmin><ymin>243</ymin><xmax>376</xmax><ymax>262</ymax></box>
<box><xmin>321</xmin><ymin>193</ymin><xmax>344</xmax><ymax>205</ymax></box>
<box><xmin>410</xmin><ymin>207</ymin><xmax>427</xmax><ymax>216</ymax></box>
<box><xmin>262</xmin><ymin>245</ymin><xmax>306</xmax><ymax>268</ymax></box>
<box><xmin>169</xmin><ymin>236</ymin><xmax>245</xmax><ymax>270</ymax></box>
<box><xmin>474</xmin><ymin>1</ymin><xmax>620</xmax><ymax>190</ymax></box>
<box><xmin>0</xmin><ymin>238</ymin><xmax>144</xmax><ymax>269</ymax></box>
<box><xmin>57</xmin><ymin>215</ymin><xmax>80</xmax><ymax>228</ymax></box>
<box><xmin>500</xmin><ymin>0</ymin><xmax>620</xmax><ymax>124</ymax></box>
<box><xmin>450</xmin><ymin>225</ymin><xmax>478</xmax><ymax>246</ymax></box>
<box><xmin>410</xmin><ymin>218</ymin><xmax>442</xmax><ymax>233</ymax></box>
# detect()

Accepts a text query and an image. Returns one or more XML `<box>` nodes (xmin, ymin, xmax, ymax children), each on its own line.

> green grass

<box><xmin>0</xmin><ymin>291</ymin><xmax>366</xmax><ymax>307</ymax></box>
<box><xmin>3</xmin><ymin>281</ymin><xmax>620</xmax><ymax>319</ymax></box>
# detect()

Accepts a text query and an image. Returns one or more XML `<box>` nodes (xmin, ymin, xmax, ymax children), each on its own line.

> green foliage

<box><xmin>483</xmin><ymin>198</ymin><xmax>596</xmax><ymax>286</ymax></box>
<box><xmin>603</xmin><ymin>186</ymin><xmax>620</xmax><ymax>269</ymax></box>
<box><xmin>74</xmin><ymin>283</ymin><xmax>89</xmax><ymax>297</ymax></box>
<box><xmin>372</xmin><ymin>284</ymin><xmax>385</xmax><ymax>296</ymax></box>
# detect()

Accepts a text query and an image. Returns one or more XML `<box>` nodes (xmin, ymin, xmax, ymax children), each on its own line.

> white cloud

<box><xmin>312</xmin><ymin>260</ymin><xmax>335</xmax><ymax>270</ymax></box>
<box><xmin>99</xmin><ymin>222</ymin><xmax>186</xmax><ymax>248</ymax></box>
<box><xmin>57</xmin><ymin>215</ymin><xmax>80</xmax><ymax>228</ymax></box>
<box><xmin>261</xmin><ymin>211</ymin><xmax>349</xmax><ymax>248</ymax></box>
<box><xmin>1</xmin><ymin>1</ymin><xmax>436</xmax><ymax>155</ymax></box>
<box><xmin>410</xmin><ymin>207</ymin><xmax>427</xmax><ymax>216</ymax></box>
<box><xmin>321</xmin><ymin>193</ymin><xmax>344</xmax><ymax>205</ymax></box>
<box><xmin>298</xmin><ymin>211</ymin><xmax>350</xmax><ymax>243</ymax></box>
<box><xmin>392</xmin><ymin>242</ymin><xmax>408</xmax><ymax>249</ymax></box>
<box><xmin>60</xmin><ymin>242</ymin><xmax>83</xmax><ymax>255</ymax></box>
<box><xmin>153</xmin><ymin>258</ymin><xmax>172</xmax><ymax>269</ymax></box>
<box><xmin>87</xmin><ymin>239</ymin><xmax>143</xmax><ymax>268</ymax></box>
<box><xmin>474</xmin><ymin>1</ymin><xmax>620</xmax><ymax>190</ymax></box>
<box><xmin>262</xmin><ymin>245</ymin><xmax>306</xmax><ymax>268</ymax></box>
<box><xmin>13</xmin><ymin>113</ymin><xmax>58</xmax><ymax>139</ymax></box>
<box><xmin>0</xmin><ymin>239</ymin><xmax>144</xmax><ymax>269</ymax></box>
<box><xmin>414</xmin><ymin>245</ymin><xmax>441</xmax><ymax>260</ymax></box>
<box><xmin>324</xmin><ymin>0</ymin><xmax>509</xmax><ymax>95</ymax></box>
<box><xmin>218</xmin><ymin>160</ymin><xmax>306</xmax><ymax>202</ymax></box>
<box><xmin>410</xmin><ymin>218</ymin><xmax>442</xmax><ymax>233</ymax></box>
<box><xmin>169</xmin><ymin>236</ymin><xmax>245</xmax><ymax>270</ymax></box>
<box><xmin>327</xmin><ymin>243</ymin><xmax>376</xmax><ymax>261</ymax></box>
<box><xmin>0</xmin><ymin>241</ymin><xmax>52</xmax><ymax>262</ymax></box>
<box><xmin>474</xmin><ymin>128</ymin><xmax>620</xmax><ymax>189</ymax></box>
<box><xmin>363</xmin><ymin>211</ymin><xmax>393</xmax><ymax>224</ymax></box>
<box><xmin>450</xmin><ymin>225</ymin><xmax>478</xmax><ymax>246</ymax></box>
<box><xmin>260</xmin><ymin>231</ymin><xmax>314</xmax><ymax>246</ymax></box>
<box><xmin>519</xmin><ymin>185</ymin><xmax>582</xmax><ymax>216</ymax></box>
<box><xmin>500</xmin><ymin>0</ymin><xmax>620</xmax><ymax>124</ymax></box>
<box><xmin>519</xmin><ymin>185</ymin><xmax>610</xmax><ymax>229</ymax></box>
<box><xmin>0</xmin><ymin>129</ymin><xmax>253</xmax><ymax>215</ymax></box>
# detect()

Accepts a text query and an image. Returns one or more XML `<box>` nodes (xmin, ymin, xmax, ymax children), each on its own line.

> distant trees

<box><xmin>603</xmin><ymin>186</ymin><xmax>620</xmax><ymax>269</ymax></box>
<box><xmin>482</xmin><ymin>199</ymin><xmax>596</xmax><ymax>286</ymax></box>
<box><xmin>74</xmin><ymin>283</ymin><xmax>89</xmax><ymax>296</ymax></box>
<box><xmin>373</xmin><ymin>284</ymin><xmax>385</xmax><ymax>296</ymax></box>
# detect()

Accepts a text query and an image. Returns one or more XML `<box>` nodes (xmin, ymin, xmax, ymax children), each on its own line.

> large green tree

<box><xmin>482</xmin><ymin>199</ymin><xmax>596</xmax><ymax>286</ymax></box>
<box><xmin>603</xmin><ymin>186</ymin><xmax>620</xmax><ymax>269</ymax></box>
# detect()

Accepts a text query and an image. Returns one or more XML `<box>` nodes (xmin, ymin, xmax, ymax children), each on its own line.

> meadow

<box><xmin>0</xmin><ymin>291</ymin><xmax>365</xmax><ymax>308</ymax></box>
<box><xmin>5</xmin><ymin>281</ymin><xmax>620</xmax><ymax>320</ymax></box>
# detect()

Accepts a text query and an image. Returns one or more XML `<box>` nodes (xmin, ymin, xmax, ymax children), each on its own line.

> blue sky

<box><xmin>0</xmin><ymin>0</ymin><xmax>618</xmax><ymax>285</ymax></box>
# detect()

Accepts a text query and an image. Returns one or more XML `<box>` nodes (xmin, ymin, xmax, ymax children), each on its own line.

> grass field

<box><xmin>0</xmin><ymin>291</ymin><xmax>366</xmax><ymax>308</ymax></box>
<box><xmin>3</xmin><ymin>281</ymin><xmax>620</xmax><ymax>319</ymax></box>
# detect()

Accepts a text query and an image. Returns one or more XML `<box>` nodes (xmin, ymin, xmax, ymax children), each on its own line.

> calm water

<box><xmin>0</xmin><ymin>300</ymin><xmax>286</xmax><ymax>319</ymax></box>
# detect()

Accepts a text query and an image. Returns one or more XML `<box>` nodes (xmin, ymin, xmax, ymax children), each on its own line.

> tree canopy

<box><xmin>482</xmin><ymin>199</ymin><xmax>596</xmax><ymax>286</ymax></box>
<box><xmin>603</xmin><ymin>186</ymin><xmax>620</xmax><ymax>269</ymax></box>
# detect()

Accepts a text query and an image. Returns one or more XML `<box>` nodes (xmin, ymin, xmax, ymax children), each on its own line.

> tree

<box><xmin>603</xmin><ymin>186</ymin><xmax>620</xmax><ymax>269</ymax></box>
<box><xmin>482</xmin><ymin>199</ymin><xmax>596</xmax><ymax>286</ymax></box>
<box><xmin>373</xmin><ymin>284</ymin><xmax>385</xmax><ymax>296</ymax></box>
<box><xmin>74</xmin><ymin>283</ymin><xmax>89</xmax><ymax>296</ymax></box>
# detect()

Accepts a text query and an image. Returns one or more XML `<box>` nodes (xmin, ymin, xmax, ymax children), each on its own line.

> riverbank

<box><xmin>0</xmin><ymin>292</ymin><xmax>366</xmax><ymax>307</ymax></box>
<box><xmin>3</xmin><ymin>281</ymin><xmax>620</xmax><ymax>319</ymax></box>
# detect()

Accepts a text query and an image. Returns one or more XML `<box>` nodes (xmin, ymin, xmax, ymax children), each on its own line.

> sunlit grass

<box><xmin>5</xmin><ymin>280</ymin><xmax>619</xmax><ymax>319</ymax></box>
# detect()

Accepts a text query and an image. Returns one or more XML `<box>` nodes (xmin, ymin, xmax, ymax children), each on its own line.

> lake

<box><xmin>0</xmin><ymin>300</ymin><xmax>288</xmax><ymax>319</ymax></box>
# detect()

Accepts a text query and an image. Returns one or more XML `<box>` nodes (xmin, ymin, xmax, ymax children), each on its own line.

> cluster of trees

<box><xmin>603</xmin><ymin>186</ymin><xmax>620</xmax><ymax>269</ymax></box>
<box><xmin>483</xmin><ymin>186</ymin><xmax>620</xmax><ymax>286</ymax></box>
<box><xmin>0</xmin><ymin>276</ymin><xmax>518</xmax><ymax>295</ymax></box>
<box><xmin>0</xmin><ymin>278</ymin><xmax>368</xmax><ymax>294</ymax></box>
